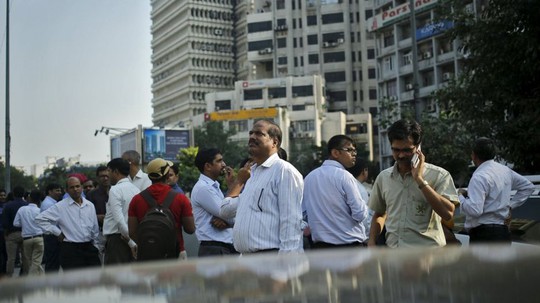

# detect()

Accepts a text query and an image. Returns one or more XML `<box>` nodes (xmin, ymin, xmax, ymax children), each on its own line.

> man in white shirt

<box><xmin>36</xmin><ymin>177</ymin><xmax>101</xmax><ymax>270</ymax></box>
<box><xmin>192</xmin><ymin>148</ymin><xmax>237</xmax><ymax>256</ymax></box>
<box><xmin>347</xmin><ymin>157</ymin><xmax>374</xmax><ymax>237</ymax></box>
<box><xmin>459</xmin><ymin>137</ymin><xmax>535</xmax><ymax>244</ymax></box>
<box><xmin>221</xmin><ymin>120</ymin><xmax>304</xmax><ymax>254</ymax></box>
<box><xmin>303</xmin><ymin>135</ymin><xmax>369</xmax><ymax>249</ymax></box>
<box><xmin>122</xmin><ymin>150</ymin><xmax>152</xmax><ymax>191</ymax></box>
<box><xmin>14</xmin><ymin>190</ymin><xmax>45</xmax><ymax>275</ymax></box>
<box><xmin>103</xmin><ymin>158</ymin><xmax>140</xmax><ymax>264</ymax></box>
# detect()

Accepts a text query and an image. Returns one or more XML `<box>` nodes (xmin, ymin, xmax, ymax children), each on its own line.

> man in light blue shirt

<box><xmin>39</xmin><ymin>183</ymin><xmax>62</xmax><ymax>273</ymax></box>
<box><xmin>14</xmin><ymin>190</ymin><xmax>45</xmax><ymax>275</ymax></box>
<box><xmin>36</xmin><ymin>177</ymin><xmax>100</xmax><ymax>271</ymax></box>
<box><xmin>191</xmin><ymin>148</ymin><xmax>237</xmax><ymax>256</ymax></box>
<box><xmin>303</xmin><ymin>135</ymin><xmax>369</xmax><ymax>248</ymax></box>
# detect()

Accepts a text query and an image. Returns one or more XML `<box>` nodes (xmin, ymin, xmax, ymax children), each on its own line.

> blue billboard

<box><xmin>416</xmin><ymin>20</ymin><xmax>454</xmax><ymax>41</ymax></box>
<box><xmin>143</xmin><ymin>129</ymin><xmax>190</xmax><ymax>163</ymax></box>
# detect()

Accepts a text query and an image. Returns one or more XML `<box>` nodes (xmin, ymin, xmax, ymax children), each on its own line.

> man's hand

<box><xmin>211</xmin><ymin>217</ymin><xmax>230</xmax><ymax>230</ymax></box>
<box><xmin>128</xmin><ymin>239</ymin><xmax>138</xmax><ymax>260</ymax></box>
<box><xmin>411</xmin><ymin>149</ymin><xmax>426</xmax><ymax>183</ymax></box>
<box><xmin>224</xmin><ymin>166</ymin><xmax>235</xmax><ymax>188</ymax></box>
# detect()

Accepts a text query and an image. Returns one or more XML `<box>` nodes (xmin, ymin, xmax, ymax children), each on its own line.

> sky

<box><xmin>0</xmin><ymin>0</ymin><xmax>153</xmax><ymax>173</ymax></box>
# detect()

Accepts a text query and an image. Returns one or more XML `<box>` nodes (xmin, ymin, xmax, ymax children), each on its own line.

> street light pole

<box><xmin>5</xmin><ymin>0</ymin><xmax>11</xmax><ymax>192</ymax></box>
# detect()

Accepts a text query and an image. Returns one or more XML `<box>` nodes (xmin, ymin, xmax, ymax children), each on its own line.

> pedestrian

<box><xmin>220</xmin><ymin>119</ymin><xmax>304</xmax><ymax>254</ymax></box>
<box><xmin>122</xmin><ymin>150</ymin><xmax>152</xmax><ymax>191</ymax></box>
<box><xmin>459</xmin><ymin>137</ymin><xmax>534</xmax><ymax>244</ymax></box>
<box><xmin>39</xmin><ymin>183</ymin><xmax>63</xmax><ymax>272</ymax></box>
<box><xmin>0</xmin><ymin>189</ymin><xmax>8</xmax><ymax>277</ymax></box>
<box><xmin>13</xmin><ymin>190</ymin><xmax>45</xmax><ymax>275</ymax></box>
<box><xmin>368</xmin><ymin>119</ymin><xmax>459</xmax><ymax>248</ymax></box>
<box><xmin>1</xmin><ymin>186</ymin><xmax>29</xmax><ymax>276</ymax></box>
<box><xmin>303</xmin><ymin>135</ymin><xmax>369</xmax><ymax>249</ymax></box>
<box><xmin>347</xmin><ymin>157</ymin><xmax>374</xmax><ymax>237</ymax></box>
<box><xmin>36</xmin><ymin>177</ymin><xmax>101</xmax><ymax>270</ymax></box>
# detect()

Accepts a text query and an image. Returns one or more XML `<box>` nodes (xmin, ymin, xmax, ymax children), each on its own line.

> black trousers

<box><xmin>311</xmin><ymin>241</ymin><xmax>367</xmax><ymax>249</ymax></box>
<box><xmin>0</xmin><ymin>232</ymin><xmax>6</xmax><ymax>274</ymax></box>
<box><xmin>469</xmin><ymin>224</ymin><xmax>511</xmax><ymax>244</ymax></box>
<box><xmin>198</xmin><ymin>241</ymin><xmax>238</xmax><ymax>257</ymax></box>
<box><xmin>60</xmin><ymin>242</ymin><xmax>101</xmax><ymax>270</ymax></box>
<box><xmin>43</xmin><ymin>234</ymin><xmax>61</xmax><ymax>272</ymax></box>
<box><xmin>105</xmin><ymin>234</ymin><xmax>133</xmax><ymax>265</ymax></box>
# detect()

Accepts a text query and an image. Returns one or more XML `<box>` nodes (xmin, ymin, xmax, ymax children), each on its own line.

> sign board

<box><xmin>143</xmin><ymin>129</ymin><xmax>190</xmax><ymax>163</ymax></box>
<box><xmin>110</xmin><ymin>130</ymin><xmax>137</xmax><ymax>159</ymax></box>
<box><xmin>416</xmin><ymin>20</ymin><xmax>453</xmax><ymax>41</ymax></box>
<box><xmin>208</xmin><ymin>108</ymin><xmax>278</xmax><ymax>121</ymax></box>
<box><xmin>367</xmin><ymin>0</ymin><xmax>438</xmax><ymax>32</ymax></box>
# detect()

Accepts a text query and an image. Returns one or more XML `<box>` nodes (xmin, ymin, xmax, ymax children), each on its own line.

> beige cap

<box><xmin>146</xmin><ymin>158</ymin><xmax>173</xmax><ymax>180</ymax></box>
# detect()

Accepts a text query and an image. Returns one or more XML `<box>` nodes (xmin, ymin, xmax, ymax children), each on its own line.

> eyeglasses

<box><xmin>337</xmin><ymin>148</ymin><xmax>357</xmax><ymax>154</ymax></box>
<box><xmin>391</xmin><ymin>147</ymin><xmax>416</xmax><ymax>154</ymax></box>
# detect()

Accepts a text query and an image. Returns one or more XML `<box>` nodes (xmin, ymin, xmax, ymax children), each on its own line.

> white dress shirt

<box><xmin>129</xmin><ymin>169</ymin><xmax>152</xmax><ymax>191</ymax></box>
<box><xmin>221</xmin><ymin>153</ymin><xmax>304</xmax><ymax>253</ymax></box>
<box><xmin>40</xmin><ymin>196</ymin><xmax>57</xmax><ymax>212</ymax></box>
<box><xmin>36</xmin><ymin>196</ymin><xmax>100</xmax><ymax>245</ymax></box>
<box><xmin>13</xmin><ymin>204</ymin><xmax>44</xmax><ymax>237</ymax></box>
<box><xmin>355</xmin><ymin>180</ymin><xmax>374</xmax><ymax>236</ymax></box>
<box><xmin>303</xmin><ymin>160</ymin><xmax>368</xmax><ymax>244</ymax></box>
<box><xmin>191</xmin><ymin>174</ymin><xmax>233</xmax><ymax>243</ymax></box>
<box><xmin>103</xmin><ymin>178</ymin><xmax>140</xmax><ymax>237</ymax></box>
<box><xmin>460</xmin><ymin>160</ymin><xmax>535</xmax><ymax>229</ymax></box>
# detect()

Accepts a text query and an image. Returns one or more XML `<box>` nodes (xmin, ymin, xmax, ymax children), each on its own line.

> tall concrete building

<box><xmin>368</xmin><ymin>0</ymin><xmax>473</xmax><ymax>168</ymax></box>
<box><xmin>150</xmin><ymin>0</ymin><xmax>249</xmax><ymax>127</ymax></box>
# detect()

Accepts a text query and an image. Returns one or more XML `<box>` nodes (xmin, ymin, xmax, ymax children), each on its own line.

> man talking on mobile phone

<box><xmin>368</xmin><ymin>119</ymin><xmax>459</xmax><ymax>248</ymax></box>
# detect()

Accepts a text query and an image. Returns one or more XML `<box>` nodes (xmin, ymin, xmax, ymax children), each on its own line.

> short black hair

<box><xmin>195</xmin><ymin>148</ymin><xmax>221</xmax><ymax>173</ymax></box>
<box><xmin>170</xmin><ymin>163</ymin><xmax>180</xmax><ymax>175</ymax></box>
<box><xmin>29</xmin><ymin>190</ymin><xmax>43</xmax><ymax>204</ymax></box>
<box><xmin>347</xmin><ymin>157</ymin><xmax>368</xmax><ymax>178</ymax></box>
<box><xmin>13</xmin><ymin>186</ymin><xmax>25</xmax><ymax>198</ymax></box>
<box><xmin>278</xmin><ymin>147</ymin><xmax>288</xmax><ymax>161</ymax></box>
<box><xmin>473</xmin><ymin>137</ymin><xmax>496</xmax><ymax>161</ymax></box>
<box><xmin>387</xmin><ymin>119</ymin><xmax>422</xmax><ymax>145</ymax></box>
<box><xmin>257</xmin><ymin>119</ymin><xmax>282</xmax><ymax>148</ymax></box>
<box><xmin>96</xmin><ymin>165</ymin><xmax>108</xmax><ymax>176</ymax></box>
<box><xmin>46</xmin><ymin>183</ymin><xmax>61</xmax><ymax>192</ymax></box>
<box><xmin>327</xmin><ymin>135</ymin><xmax>354</xmax><ymax>154</ymax></box>
<box><xmin>107</xmin><ymin>158</ymin><xmax>130</xmax><ymax>176</ymax></box>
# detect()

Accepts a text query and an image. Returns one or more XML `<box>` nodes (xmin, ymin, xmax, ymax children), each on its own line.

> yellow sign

<box><xmin>209</xmin><ymin>108</ymin><xmax>278</xmax><ymax>121</ymax></box>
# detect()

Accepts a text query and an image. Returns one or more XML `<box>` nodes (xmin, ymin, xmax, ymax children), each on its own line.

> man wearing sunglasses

<box><xmin>303</xmin><ymin>135</ymin><xmax>369</xmax><ymax>249</ymax></box>
<box><xmin>368</xmin><ymin>119</ymin><xmax>459</xmax><ymax>248</ymax></box>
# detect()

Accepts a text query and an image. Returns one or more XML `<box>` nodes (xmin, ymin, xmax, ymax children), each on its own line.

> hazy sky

<box><xmin>0</xmin><ymin>0</ymin><xmax>153</xmax><ymax>172</ymax></box>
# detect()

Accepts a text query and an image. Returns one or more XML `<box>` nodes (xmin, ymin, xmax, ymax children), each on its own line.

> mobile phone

<box><xmin>411</xmin><ymin>144</ymin><xmax>421</xmax><ymax>168</ymax></box>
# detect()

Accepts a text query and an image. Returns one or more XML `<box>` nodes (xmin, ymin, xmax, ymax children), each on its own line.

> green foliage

<box><xmin>193</xmin><ymin>121</ymin><xmax>246</xmax><ymax>168</ymax></box>
<box><xmin>0</xmin><ymin>163</ymin><xmax>37</xmax><ymax>191</ymax></box>
<box><xmin>176</xmin><ymin>146</ymin><xmax>200</xmax><ymax>194</ymax></box>
<box><xmin>435</xmin><ymin>0</ymin><xmax>540</xmax><ymax>173</ymax></box>
<box><xmin>420</xmin><ymin>112</ymin><xmax>473</xmax><ymax>186</ymax></box>
<box><xmin>289</xmin><ymin>140</ymin><xmax>326</xmax><ymax>177</ymax></box>
<box><xmin>38</xmin><ymin>164</ymin><xmax>103</xmax><ymax>191</ymax></box>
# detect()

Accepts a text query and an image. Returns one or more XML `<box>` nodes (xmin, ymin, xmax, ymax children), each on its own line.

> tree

<box><xmin>193</xmin><ymin>121</ymin><xmax>246</xmax><ymax>168</ymax></box>
<box><xmin>176</xmin><ymin>146</ymin><xmax>200</xmax><ymax>194</ymax></box>
<box><xmin>435</xmin><ymin>0</ymin><xmax>540</xmax><ymax>173</ymax></box>
<box><xmin>38</xmin><ymin>164</ymin><xmax>103</xmax><ymax>191</ymax></box>
<box><xmin>0</xmin><ymin>164</ymin><xmax>37</xmax><ymax>191</ymax></box>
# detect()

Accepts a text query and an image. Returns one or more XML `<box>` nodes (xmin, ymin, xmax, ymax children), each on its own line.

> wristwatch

<box><xmin>418</xmin><ymin>180</ymin><xmax>429</xmax><ymax>189</ymax></box>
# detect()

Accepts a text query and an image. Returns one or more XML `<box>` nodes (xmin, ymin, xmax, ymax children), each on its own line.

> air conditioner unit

<box><xmin>337</xmin><ymin>38</ymin><xmax>344</xmax><ymax>44</ymax></box>
<box><xmin>323</xmin><ymin>42</ymin><xmax>330</xmax><ymax>48</ymax></box>
<box><xmin>405</xmin><ymin>83</ymin><xmax>414</xmax><ymax>91</ymax></box>
<box><xmin>426</xmin><ymin>102</ymin><xmax>436</xmax><ymax>112</ymax></box>
<box><xmin>214</xmin><ymin>29</ymin><xmax>223</xmax><ymax>36</ymax></box>
<box><xmin>293</xmin><ymin>93</ymin><xmax>298</xmax><ymax>97</ymax></box>
<box><xmin>305</xmin><ymin>132</ymin><xmax>313</xmax><ymax>138</ymax></box>
<box><xmin>442</xmin><ymin>72</ymin><xmax>453</xmax><ymax>81</ymax></box>
<box><xmin>423</xmin><ymin>51</ymin><xmax>432</xmax><ymax>59</ymax></box>
<box><xmin>265</xmin><ymin>47</ymin><xmax>272</xmax><ymax>54</ymax></box>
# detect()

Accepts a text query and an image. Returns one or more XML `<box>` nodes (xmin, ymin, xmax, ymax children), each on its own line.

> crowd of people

<box><xmin>0</xmin><ymin>119</ymin><xmax>535</xmax><ymax>278</ymax></box>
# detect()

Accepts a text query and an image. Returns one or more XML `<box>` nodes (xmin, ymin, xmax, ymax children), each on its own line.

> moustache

<box><xmin>249</xmin><ymin>139</ymin><xmax>258</xmax><ymax>145</ymax></box>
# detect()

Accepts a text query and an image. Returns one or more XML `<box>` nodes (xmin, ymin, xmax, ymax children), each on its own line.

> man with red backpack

<box><xmin>128</xmin><ymin>158</ymin><xmax>195</xmax><ymax>261</ymax></box>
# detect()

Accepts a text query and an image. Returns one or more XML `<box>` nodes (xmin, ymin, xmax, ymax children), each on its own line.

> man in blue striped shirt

<box><xmin>14</xmin><ymin>190</ymin><xmax>45</xmax><ymax>275</ymax></box>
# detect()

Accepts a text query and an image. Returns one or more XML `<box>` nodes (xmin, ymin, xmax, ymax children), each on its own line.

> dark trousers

<box><xmin>311</xmin><ymin>241</ymin><xmax>367</xmax><ymax>249</ymax></box>
<box><xmin>0</xmin><ymin>232</ymin><xmax>6</xmax><ymax>274</ymax></box>
<box><xmin>104</xmin><ymin>234</ymin><xmax>133</xmax><ymax>265</ymax></box>
<box><xmin>60</xmin><ymin>242</ymin><xmax>101</xmax><ymax>270</ymax></box>
<box><xmin>198</xmin><ymin>241</ymin><xmax>238</xmax><ymax>257</ymax></box>
<box><xmin>43</xmin><ymin>234</ymin><xmax>61</xmax><ymax>272</ymax></box>
<box><xmin>469</xmin><ymin>224</ymin><xmax>511</xmax><ymax>244</ymax></box>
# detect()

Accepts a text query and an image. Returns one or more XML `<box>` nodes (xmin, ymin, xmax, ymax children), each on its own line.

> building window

<box><xmin>367</xmin><ymin>48</ymin><xmax>375</xmax><ymax>59</ymax></box>
<box><xmin>294</xmin><ymin>120</ymin><xmax>315</xmax><ymax>131</ymax></box>
<box><xmin>323</xmin><ymin>51</ymin><xmax>345</xmax><ymax>63</ymax></box>
<box><xmin>248</xmin><ymin>21</ymin><xmax>272</xmax><ymax>33</ymax></box>
<box><xmin>325</xmin><ymin>71</ymin><xmax>346</xmax><ymax>83</ymax></box>
<box><xmin>330</xmin><ymin>90</ymin><xmax>347</xmax><ymax>102</ymax></box>
<box><xmin>292</xmin><ymin>85</ymin><xmax>314</xmax><ymax>97</ymax></box>
<box><xmin>277</xmin><ymin>38</ymin><xmax>287</xmax><ymax>48</ymax></box>
<box><xmin>292</xmin><ymin>105</ymin><xmax>306</xmax><ymax>111</ymax></box>
<box><xmin>244</xmin><ymin>89</ymin><xmax>263</xmax><ymax>100</ymax></box>
<box><xmin>383</xmin><ymin>31</ymin><xmax>395</xmax><ymax>47</ymax></box>
<box><xmin>368</xmin><ymin>68</ymin><xmax>376</xmax><ymax>79</ymax></box>
<box><xmin>248</xmin><ymin>40</ymin><xmax>273</xmax><ymax>51</ymax></box>
<box><xmin>277</xmin><ymin>0</ymin><xmax>285</xmax><ymax>9</ymax></box>
<box><xmin>277</xmin><ymin>57</ymin><xmax>288</xmax><ymax>65</ymax></box>
<box><xmin>369</xmin><ymin>89</ymin><xmax>377</xmax><ymax>100</ymax></box>
<box><xmin>307</xmin><ymin>34</ymin><xmax>318</xmax><ymax>45</ymax></box>
<box><xmin>322</xmin><ymin>12</ymin><xmax>344</xmax><ymax>24</ymax></box>
<box><xmin>307</xmin><ymin>15</ymin><xmax>317</xmax><ymax>26</ymax></box>
<box><xmin>365</xmin><ymin>9</ymin><xmax>373</xmax><ymax>20</ymax></box>
<box><xmin>346</xmin><ymin>123</ymin><xmax>367</xmax><ymax>134</ymax></box>
<box><xmin>277</xmin><ymin>18</ymin><xmax>286</xmax><ymax>26</ymax></box>
<box><xmin>215</xmin><ymin>100</ymin><xmax>231</xmax><ymax>111</ymax></box>
<box><xmin>383</xmin><ymin>56</ymin><xmax>394</xmax><ymax>72</ymax></box>
<box><xmin>268</xmin><ymin>87</ymin><xmax>286</xmax><ymax>98</ymax></box>
<box><xmin>308</xmin><ymin>54</ymin><xmax>319</xmax><ymax>64</ymax></box>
